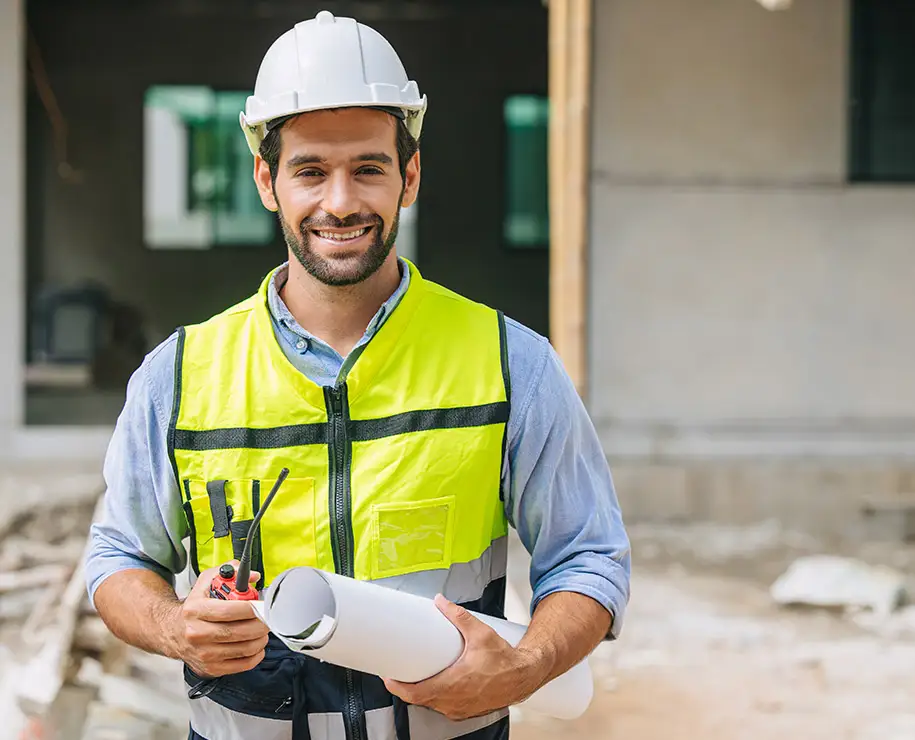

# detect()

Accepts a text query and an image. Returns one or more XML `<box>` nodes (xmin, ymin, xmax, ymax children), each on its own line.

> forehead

<box><xmin>279</xmin><ymin>108</ymin><xmax>398</xmax><ymax>159</ymax></box>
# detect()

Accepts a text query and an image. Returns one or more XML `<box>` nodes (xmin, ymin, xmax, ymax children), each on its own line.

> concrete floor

<box><xmin>5</xmin><ymin>487</ymin><xmax>914</xmax><ymax>740</ymax></box>
<box><xmin>509</xmin><ymin>525</ymin><xmax>915</xmax><ymax>740</ymax></box>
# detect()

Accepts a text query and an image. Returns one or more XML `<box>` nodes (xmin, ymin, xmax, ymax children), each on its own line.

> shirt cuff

<box><xmin>86</xmin><ymin>552</ymin><xmax>175</xmax><ymax>609</ymax></box>
<box><xmin>531</xmin><ymin>557</ymin><xmax>630</xmax><ymax>640</ymax></box>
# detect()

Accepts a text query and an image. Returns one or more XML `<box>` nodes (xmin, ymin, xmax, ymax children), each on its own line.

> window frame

<box><xmin>848</xmin><ymin>0</ymin><xmax>915</xmax><ymax>184</ymax></box>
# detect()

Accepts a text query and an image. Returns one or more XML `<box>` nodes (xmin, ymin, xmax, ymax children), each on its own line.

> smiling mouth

<box><xmin>312</xmin><ymin>226</ymin><xmax>373</xmax><ymax>244</ymax></box>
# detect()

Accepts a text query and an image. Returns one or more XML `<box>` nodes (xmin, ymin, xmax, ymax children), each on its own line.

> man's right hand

<box><xmin>169</xmin><ymin>562</ymin><xmax>271</xmax><ymax>678</ymax></box>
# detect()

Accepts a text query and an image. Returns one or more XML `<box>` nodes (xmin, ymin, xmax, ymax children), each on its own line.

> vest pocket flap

<box><xmin>184</xmin><ymin>478</ymin><xmax>304</xmax><ymax>581</ymax></box>
<box><xmin>370</xmin><ymin>496</ymin><xmax>455</xmax><ymax>578</ymax></box>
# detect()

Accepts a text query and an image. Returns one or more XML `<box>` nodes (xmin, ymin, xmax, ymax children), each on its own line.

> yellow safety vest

<box><xmin>169</xmin><ymin>260</ymin><xmax>510</xmax><ymax>589</ymax></box>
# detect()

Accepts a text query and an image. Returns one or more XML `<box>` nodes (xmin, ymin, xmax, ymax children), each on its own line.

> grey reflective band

<box><xmin>407</xmin><ymin>706</ymin><xmax>508</xmax><ymax>740</ymax></box>
<box><xmin>186</xmin><ymin>691</ymin><xmax>292</xmax><ymax>740</ymax></box>
<box><xmin>174</xmin><ymin>422</ymin><xmax>326</xmax><ymax>451</ymax></box>
<box><xmin>307</xmin><ymin>712</ymin><xmax>347</xmax><ymax>740</ymax></box>
<box><xmin>302</xmin><ymin>709</ymin><xmax>396</xmax><ymax>740</ymax></box>
<box><xmin>372</xmin><ymin>536</ymin><xmax>508</xmax><ymax>604</ymax></box>
<box><xmin>186</xmin><ymin>701</ymin><xmax>500</xmax><ymax>740</ymax></box>
<box><xmin>364</xmin><ymin>707</ymin><xmax>396</xmax><ymax>740</ymax></box>
<box><xmin>349</xmin><ymin>402</ymin><xmax>508</xmax><ymax>442</ymax></box>
<box><xmin>172</xmin><ymin>402</ymin><xmax>508</xmax><ymax>451</ymax></box>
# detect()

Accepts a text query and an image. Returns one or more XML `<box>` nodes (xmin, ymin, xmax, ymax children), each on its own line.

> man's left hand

<box><xmin>383</xmin><ymin>594</ymin><xmax>548</xmax><ymax>721</ymax></box>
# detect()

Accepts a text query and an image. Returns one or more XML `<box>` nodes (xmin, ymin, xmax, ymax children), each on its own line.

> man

<box><xmin>87</xmin><ymin>10</ymin><xmax>630</xmax><ymax>740</ymax></box>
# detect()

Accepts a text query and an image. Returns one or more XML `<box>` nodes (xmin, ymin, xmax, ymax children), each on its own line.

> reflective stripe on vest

<box><xmin>171</xmin><ymin>260</ymin><xmax>512</xmax><ymax>740</ymax></box>
<box><xmin>186</xmin><ymin>697</ymin><xmax>507</xmax><ymax>740</ymax></box>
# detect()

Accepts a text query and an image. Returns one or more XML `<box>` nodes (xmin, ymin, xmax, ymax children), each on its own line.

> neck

<box><xmin>280</xmin><ymin>254</ymin><xmax>402</xmax><ymax>357</ymax></box>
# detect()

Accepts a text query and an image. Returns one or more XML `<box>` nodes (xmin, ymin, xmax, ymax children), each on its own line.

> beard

<box><xmin>279</xmin><ymin>205</ymin><xmax>401</xmax><ymax>287</ymax></box>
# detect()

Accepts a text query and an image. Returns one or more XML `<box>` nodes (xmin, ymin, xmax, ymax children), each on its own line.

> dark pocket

<box><xmin>185</xmin><ymin>636</ymin><xmax>297</xmax><ymax>719</ymax></box>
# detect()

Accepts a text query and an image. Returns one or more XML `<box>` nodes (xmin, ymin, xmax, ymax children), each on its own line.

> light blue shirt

<box><xmin>86</xmin><ymin>260</ymin><xmax>631</xmax><ymax>637</ymax></box>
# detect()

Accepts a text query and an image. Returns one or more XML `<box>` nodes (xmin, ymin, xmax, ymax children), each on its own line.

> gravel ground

<box><xmin>510</xmin><ymin>524</ymin><xmax>915</xmax><ymax>740</ymax></box>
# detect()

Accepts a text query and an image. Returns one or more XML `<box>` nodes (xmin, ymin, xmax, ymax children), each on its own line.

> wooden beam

<box><xmin>548</xmin><ymin>0</ymin><xmax>592</xmax><ymax>399</ymax></box>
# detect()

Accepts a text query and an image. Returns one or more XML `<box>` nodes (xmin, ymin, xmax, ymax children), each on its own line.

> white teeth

<box><xmin>316</xmin><ymin>227</ymin><xmax>369</xmax><ymax>241</ymax></box>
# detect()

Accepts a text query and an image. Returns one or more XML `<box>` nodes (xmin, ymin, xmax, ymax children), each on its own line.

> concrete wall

<box><xmin>589</xmin><ymin>0</ymin><xmax>915</xmax><ymax>530</ymax></box>
<box><xmin>0</xmin><ymin>0</ymin><xmax>25</xmax><ymax>439</ymax></box>
<box><xmin>590</xmin><ymin>0</ymin><xmax>915</xmax><ymax>457</ymax></box>
<box><xmin>0</xmin><ymin>0</ymin><xmax>111</xmax><ymax>460</ymax></box>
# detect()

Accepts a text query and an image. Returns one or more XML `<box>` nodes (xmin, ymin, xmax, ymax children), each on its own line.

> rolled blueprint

<box><xmin>250</xmin><ymin>567</ymin><xmax>593</xmax><ymax>720</ymax></box>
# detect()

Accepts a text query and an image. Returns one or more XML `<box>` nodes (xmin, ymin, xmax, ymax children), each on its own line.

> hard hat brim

<box><xmin>240</xmin><ymin>98</ymin><xmax>426</xmax><ymax>156</ymax></box>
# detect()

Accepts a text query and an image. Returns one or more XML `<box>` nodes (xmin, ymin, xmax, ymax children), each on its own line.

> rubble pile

<box><xmin>0</xmin><ymin>496</ymin><xmax>188</xmax><ymax>740</ymax></box>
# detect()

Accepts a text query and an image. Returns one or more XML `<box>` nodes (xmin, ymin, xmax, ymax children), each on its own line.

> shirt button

<box><xmin>295</xmin><ymin>339</ymin><xmax>306</xmax><ymax>350</ymax></box>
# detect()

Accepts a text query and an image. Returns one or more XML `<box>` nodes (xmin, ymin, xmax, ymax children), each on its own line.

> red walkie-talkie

<box><xmin>209</xmin><ymin>467</ymin><xmax>290</xmax><ymax>601</ymax></box>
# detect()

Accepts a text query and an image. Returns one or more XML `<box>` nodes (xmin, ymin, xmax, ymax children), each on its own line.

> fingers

<box><xmin>383</xmin><ymin>677</ymin><xmax>425</xmax><ymax>706</ymax></box>
<box><xmin>384</xmin><ymin>670</ymin><xmax>448</xmax><ymax>707</ymax></box>
<box><xmin>201</xmin><ymin>635</ymin><xmax>269</xmax><ymax>662</ymax></box>
<box><xmin>190</xmin><ymin>649</ymin><xmax>267</xmax><ymax>678</ymax></box>
<box><xmin>183</xmin><ymin>629</ymin><xmax>269</xmax><ymax>678</ymax></box>
<box><xmin>189</xmin><ymin>597</ymin><xmax>267</xmax><ymax>623</ymax></box>
<box><xmin>383</xmin><ymin>678</ymin><xmax>409</xmax><ymax>701</ymax></box>
<box><xmin>187</xmin><ymin>617</ymin><xmax>270</xmax><ymax>645</ymax></box>
<box><xmin>189</xmin><ymin>565</ymin><xmax>226</xmax><ymax>598</ymax></box>
<box><xmin>434</xmin><ymin>594</ymin><xmax>482</xmax><ymax>638</ymax></box>
<box><xmin>214</xmin><ymin>652</ymin><xmax>266</xmax><ymax>675</ymax></box>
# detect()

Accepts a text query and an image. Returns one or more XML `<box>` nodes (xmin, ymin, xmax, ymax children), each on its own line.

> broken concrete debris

<box><xmin>770</xmin><ymin>555</ymin><xmax>907</xmax><ymax>617</ymax></box>
<box><xmin>0</xmin><ymin>495</ymin><xmax>188</xmax><ymax>739</ymax></box>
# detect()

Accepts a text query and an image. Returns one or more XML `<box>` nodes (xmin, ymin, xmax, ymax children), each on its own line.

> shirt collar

<box><xmin>266</xmin><ymin>258</ymin><xmax>412</xmax><ymax>345</ymax></box>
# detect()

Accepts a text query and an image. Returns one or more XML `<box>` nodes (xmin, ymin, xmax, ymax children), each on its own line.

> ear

<box><xmin>254</xmin><ymin>156</ymin><xmax>279</xmax><ymax>213</ymax></box>
<box><xmin>400</xmin><ymin>150</ymin><xmax>421</xmax><ymax>209</ymax></box>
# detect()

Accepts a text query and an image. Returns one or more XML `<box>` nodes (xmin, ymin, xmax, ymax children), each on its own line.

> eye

<box><xmin>296</xmin><ymin>168</ymin><xmax>325</xmax><ymax>178</ymax></box>
<box><xmin>357</xmin><ymin>166</ymin><xmax>385</xmax><ymax>176</ymax></box>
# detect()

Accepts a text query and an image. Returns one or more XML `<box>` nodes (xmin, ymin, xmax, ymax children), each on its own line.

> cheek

<box><xmin>367</xmin><ymin>186</ymin><xmax>404</xmax><ymax>225</ymax></box>
<box><xmin>275</xmin><ymin>184</ymin><xmax>319</xmax><ymax>223</ymax></box>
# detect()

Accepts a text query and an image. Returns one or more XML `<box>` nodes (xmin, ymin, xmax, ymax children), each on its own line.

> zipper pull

<box><xmin>330</xmin><ymin>387</ymin><xmax>346</xmax><ymax>415</ymax></box>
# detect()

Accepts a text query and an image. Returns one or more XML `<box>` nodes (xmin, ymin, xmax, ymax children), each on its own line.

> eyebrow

<box><xmin>355</xmin><ymin>153</ymin><xmax>394</xmax><ymax>165</ymax></box>
<box><xmin>285</xmin><ymin>152</ymin><xmax>394</xmax><ymax>169</ymax></box>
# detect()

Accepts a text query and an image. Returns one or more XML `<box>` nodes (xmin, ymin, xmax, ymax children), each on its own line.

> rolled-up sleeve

<box><xmin>503</xmin><ymin>324</ymin><xmax>631</xmax><ymax>639</ymax></box>
<box><xmin>85</xmin><ymin>334</ymin><xmax>189</xmax><ymax>606</ymax></box>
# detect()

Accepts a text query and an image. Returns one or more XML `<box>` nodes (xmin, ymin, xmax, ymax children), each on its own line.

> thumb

<box><xmin>190</xmin><ymin>560</ymin><xmax>241</xmax><ymax>598</ymax></box>
<box><xmin>434</xmin><ymin>593</ymin><xmax>481</xmax><ymax>638</ymax></box>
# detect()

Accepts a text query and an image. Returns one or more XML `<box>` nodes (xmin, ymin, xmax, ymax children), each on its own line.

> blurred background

<box><xmin>2</xmin><ymin>0</ymin><xmax>915</xmax><ymax>738</ymax></box>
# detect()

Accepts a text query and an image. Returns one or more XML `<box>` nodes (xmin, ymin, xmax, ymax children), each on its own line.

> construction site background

<box><xmin>0</xmin><ymin>463</ymin><xmax>913</xmax><ymax>739</ymax></box>
<box><xmin>3</xmin><ymin>0</ymin><xmax>915</xmax><ymax>737</ymax></box>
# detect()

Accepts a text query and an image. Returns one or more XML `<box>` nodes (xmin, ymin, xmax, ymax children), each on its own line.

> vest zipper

<box><xmin>324</xmin><ymin>384</ymin><xmax>365</xmax><ymax>740</ymax></box>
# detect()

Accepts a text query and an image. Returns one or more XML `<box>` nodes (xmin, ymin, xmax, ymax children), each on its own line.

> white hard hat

<box><xmin>240</xmin><ymin>10</ymin><xmax>427</xmax><ymax>156</ymax></box>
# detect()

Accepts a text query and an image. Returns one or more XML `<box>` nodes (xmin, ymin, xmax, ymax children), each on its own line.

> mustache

<box><xmin>300</xmin><ymin>213</ymin><xmax>383</xmax><ymax>231</ymax></box>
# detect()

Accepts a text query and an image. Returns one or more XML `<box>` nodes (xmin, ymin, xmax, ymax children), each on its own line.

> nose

<box><xmin>321</xmin><ymin>170</ymin><xmax>360</xmax><ymax>221</ymax></box>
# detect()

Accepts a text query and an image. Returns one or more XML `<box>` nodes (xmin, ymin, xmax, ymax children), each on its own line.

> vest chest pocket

<box><xmin>183</xmin><ymin>477</ymin><xmax>318</xmax><ymax>585</ymax></box>
<box><xmin>370</xmin><ymin>495</ymin><xmax>456</xmax><ymax>579</ymax></box>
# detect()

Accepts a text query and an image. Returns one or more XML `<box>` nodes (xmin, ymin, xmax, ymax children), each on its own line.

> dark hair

<box><xmin>259</xmin><ymin>113</ymin><xmax>419</xmax><ymax>183</ymax></box>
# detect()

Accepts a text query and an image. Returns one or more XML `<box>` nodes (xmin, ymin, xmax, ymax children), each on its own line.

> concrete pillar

<box><xmin>0</xmin><ymin>0</ymin><xmax>25</xmax><ymax>443</ymax></box>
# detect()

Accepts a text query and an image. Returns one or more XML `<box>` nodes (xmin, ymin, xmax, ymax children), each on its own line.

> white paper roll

<box><xmin>252</xmin><ymin>567</ymin><xmax>593</xmax><ymax>720</ymax></box>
